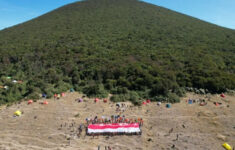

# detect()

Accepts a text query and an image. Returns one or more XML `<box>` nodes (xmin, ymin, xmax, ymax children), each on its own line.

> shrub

<box><xmin>129</xmin><ymin>91</ymin><xmax>140</xmax><ymax>102</ymax></box>
<box><xmin>83</xmin><ymin>84</ymin><xmax>108</xmax><ymax>98</ymax></box>
<box><xmin>174</xmin><ymin>87</ymin><xmax>186</xmax><ymax>97</ymax></box>
<box><xmin>110</xmin><ymin>94</ymin><xmax>129</xmax><ymax>102</ymax></box>
<box><xmin>28</xmin><ymin>92</ymin><xmax>40</xmax><ymax>100</ymax></box>
<box><xmin>167</xmin><ymin>92</ymin><xmax>180</xmax><ymax>103</ymax></box>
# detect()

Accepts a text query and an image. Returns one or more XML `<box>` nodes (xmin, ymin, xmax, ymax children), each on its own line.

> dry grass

<box><xmin>0</xmin><ymin>92</ymin><xmax>234</xmax><ymax>150</ymax></box>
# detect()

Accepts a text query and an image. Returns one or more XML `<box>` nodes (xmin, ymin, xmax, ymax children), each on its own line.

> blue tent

<box><xmin>166</xmin><ymin>104</ymin><xmax>171</xmax><ymax>108</ymax></box>
<box><xmin>70</xmin><ymin>88</ymin><xmax>75</xmax><ymax>92</ymax></box>
<box><xmin>42</xmin><ymin>93</ymin><xmax>47</xmax><ymax>98</ymax></box>
<box><xmin>188</xmin><ymin>99</ymin><xmax>193</xmax><ymax>104</ymax></box>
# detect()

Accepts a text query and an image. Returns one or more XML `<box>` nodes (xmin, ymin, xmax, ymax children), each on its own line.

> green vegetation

<box><xmin>0</xmin><ymin>0</ymin><xmax>235</xmax><ymax>105</ymax></box>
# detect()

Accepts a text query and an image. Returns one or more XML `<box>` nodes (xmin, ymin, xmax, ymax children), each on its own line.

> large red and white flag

<box><xmin>88</xmin><ymin>123</ymin><xmax>140</xmax><ymax>134</ymax></box>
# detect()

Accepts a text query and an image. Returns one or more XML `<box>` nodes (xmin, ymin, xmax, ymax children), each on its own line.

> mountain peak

<box><xmin>0</xmin><ymin>0</ymin><xmax>234</xmax><ymax>104</ymax></box>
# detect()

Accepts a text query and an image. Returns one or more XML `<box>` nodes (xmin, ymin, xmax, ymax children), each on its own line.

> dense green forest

<box><xmin>0</xmin><ymin>0</ymin><xmax>235</xmax><ymax>105</ymax></box>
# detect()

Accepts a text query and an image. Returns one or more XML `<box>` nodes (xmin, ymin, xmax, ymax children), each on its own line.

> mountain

<box><xmin>0</xmin><ymin>0</ymin><xmax>235</xmax><ymax>104</ymax></box>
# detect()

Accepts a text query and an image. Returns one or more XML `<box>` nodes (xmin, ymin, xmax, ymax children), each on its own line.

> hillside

<box><xmin>0</xmin><ymin>0</ymin><xmax>235</xmax><ymax>104</ymax></box>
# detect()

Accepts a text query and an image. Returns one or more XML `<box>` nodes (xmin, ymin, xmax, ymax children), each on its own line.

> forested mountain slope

<box><xmin>0</xmin><ymin>0</ymin><xmax>235</xmax><ymax>104</ymax></box>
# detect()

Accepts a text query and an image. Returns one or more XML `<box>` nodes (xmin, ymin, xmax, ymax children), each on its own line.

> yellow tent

<box><xmin>222</xmin><ymin>143</ymin><xmax>232</xmax><ymax>150</ymax></box>
<box><xmin>14</xmin><ymin>110</ymin><xmax>22</xmax><ymax>116</ymax></box>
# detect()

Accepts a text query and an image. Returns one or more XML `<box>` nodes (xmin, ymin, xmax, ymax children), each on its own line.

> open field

<box><xmin>0</xmin><ymin>92</ymin><xmax>234</xmax><ymax>150</ymax></box>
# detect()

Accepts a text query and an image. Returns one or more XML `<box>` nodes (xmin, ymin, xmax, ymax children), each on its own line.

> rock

<box><xmin>169</xmin><ymin>128</ymin><xmax>173</xmax><ymax>134</ymax></box>
<box><xmin>147</xmin><ymin>138</ymin><xmax>153</xmax><ymax>142</ymax></box>
<box><xmin>195</xmin><ymin>90</ymin><xmax>200</xmax><ymax>94</ymax></box>
<box><xmin>216</xmin><ymin>134</ymin><xmax>226</xmax><ymax>141</ymax></box>
<box><xmin>199</xmin><ymin>89</ymin><xmax>205</xmax><ymax>94</ymax></box>
<box><xmin>186</xmin><ymin>87</ymin><xmax>193</xmax><ymax>92</ymax></box>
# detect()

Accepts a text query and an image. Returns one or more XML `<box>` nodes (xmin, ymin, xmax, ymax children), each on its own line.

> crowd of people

<box><xmin>98</xmin><ymin>146</ymin><xmax>112</xmax><ymax>150</ymax></box>
<box><xmin>85</xmin><ymin>115</ymin><xmax>144</xmax><ymax>126</ymax></box>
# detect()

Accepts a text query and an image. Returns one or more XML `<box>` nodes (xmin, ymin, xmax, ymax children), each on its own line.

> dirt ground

<box><xmin>0</xmin><ymin>92</ymin><xmax>234</xmax><ymax>150</ymax></box>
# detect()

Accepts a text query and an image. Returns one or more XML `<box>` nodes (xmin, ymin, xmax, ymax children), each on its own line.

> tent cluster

<box><xmin>142</xmin><ymin>99</ymin><xmax>151</xmax><ymax>105</ymax></box>
<box><xmin>54</xmin><ymin>93</ymin><xmax>66</xmax><ymax>99</ymax></box>
<box><xmin>1</xmin><ymin>77</ymin><xmax>22</xmax><ymax>91</ymax></box>
<box><xmin>27</xmin><ymin>99</ymin><xmax>48</xmax><ymax>105</ymax></box>
<box><xmin>0</xmin><ymin>85</ymin><xmax>8</xmax><ymax>90</ymax></box>
<box><xmin>187</xmin><ymin>93</ymin><xmax>227</xmax><ymax>107</ymax></box>
<box><xmin>186</xmin><ymin>99</ymin><xmax>207</xmax><ymax>106</ymax></box>
<box><xmin>94</xmin><ymin>98</ymin><xmax>108</xmax><ymax>103</ymax></box>
<box><xmin>214</xmin><ymin>102</ymin><xmax>223</xmax><ymax>106</ymax></box>
<box><xmin>12</xmin><ymin>80</ymin><xmax>23</xmax><ymax>84</ymax></box>
<box><xmin>15</xmin><ymin>99</ymin><xmax>49</xmax><ymax>116</ymax></box>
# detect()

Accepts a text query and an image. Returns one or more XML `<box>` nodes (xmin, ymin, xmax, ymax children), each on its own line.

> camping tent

<box><xmin>28</xmin><ymin>100</ymin><xmax>33</xmax><ymax>105</ymax></box>
<box><xmin>43</xmin><ymin>101</ymin><xmax>48</xmax><ymax>105</ymax></box>
<box><xmin>103</xmin><ymin>99</ymin><xmax>108</xmax><ymax>103</ymax></box>
<box><xmin>142</xmin><ymin>101</ymin><xmax>147</xmax><ymax>105</ymax></box>
<box><xmin>61</xmin><ymin>93</ymin><xmax>65</xmax><ymax>97</ymax></box>
<box><xmin>146</xmin><ymin>99</ymin><xmax>151</xmax><ymax>103</ymax></box>
<box><xmin>166</xmin><ymin>104</ymin><xmax>171</xmax><ymax>108</ymax></box>
<box><xmin>94</xmin><ymin>98</ymin><xmax>99</xmax><ymax>102</ymax></box>
<box><xmin>188</xmin><ymin>99</ymin><xmax>193</xmax><ymax>104</ymax></box>
<box><xmin>116</xmin><ymin>103</ymin><xmax>121</xmax><ymax>107</ymax></box>
<box><xmin>42</xmin><ymin>93</ymin><xmax>47</xmax><ymax>98</ymax></box>
<box><xmin>14</xmin><ymin>110</ymin><xmax>22</xmax><ymax>116</ymax></box>
<box><xmin>220</xmin><ymin>94</ymin><xmax>225</xmax><ymax>98</ymax></box>
<box><xmin>222</xmin><ymin>143</ymin><xmax>232</xmax><ymax>150</ymax></box>
<box><xmin>12</xmin><ymin>80</ymin><xmax>17</xmax><ymax>83</ymax></box>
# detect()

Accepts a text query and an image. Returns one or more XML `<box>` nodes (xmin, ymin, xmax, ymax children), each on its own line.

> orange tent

<box><xmin>17</xmin><ymin>80</ymin><xmax>23</xmax><ymax>84</ymax></box>
<box><xmin>220</xmin><ymin>94</ymin><xmax>225</xmax><ymax>98</ymax></box>
<box><xmin>43</xmin><ymin>101</ymin><xmax>48</xmax><ymax>105</ymax></box>
<box><xmin>94</xmin><ymin>98</ymin><xmax>99</xmax><ymax>102</ymax></box>
<box><xmin>61</xmin><ymin>93</ymin><xmax>65</xmax><ymax>97</ymax></box>
<box><xmin>28</xmin><ymin>100</ymin><xmax>33</xmax><ymax>105</ymax></box>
